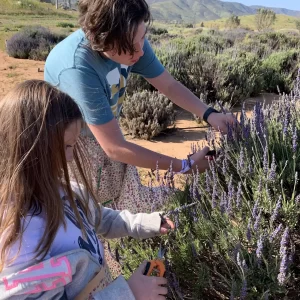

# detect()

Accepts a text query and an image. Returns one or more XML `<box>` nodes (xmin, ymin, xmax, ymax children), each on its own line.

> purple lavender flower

<box><xmin>254</xmin><ymin>209</ymin><xmax>262</xmax><ymax>231</ymax></box>
<box><xmin>155</xmin><ymin>161</ymin><xmax>160</xmax><ymax>182</ymax></box>
<box><xmin>295</xmin><ymin>194</ymin><xmax>300</xmax><ymax>204</ymax></box>
<box><xmin>278</xmin><ymin>252</ymin><xmax>288</xmax><ymax>285</ymax></box>
<box><xmin>205</xmin><ymin>169</ymin><xmax>211</xmax><ymax>193</ymax></box>
<box><xmin>279</xmin><ymin>227</ymin><xmax>289</xmax><ymax>258</ymax></box>
<box><xmin>268</xmin><ymin>153</ymin><xmax>276</xmax><ymax>181</ymax></box>
<box><xmin>248</xmin><ymin>162</ymin><xmax>253</xmax><ymax>175</ymax></box>
<box><xmin>189</xmin><ymin>181</ymin><xmax>194</xmax><ymax>199</ymax></box>
<box><xmin>239</xmin><ymin>148</ymin><xmax>245</xmax><ymax>171</ymax></box>
<box><xmin>174</xmin><ymin>212</ymin><xmax>179</xmax><ymax>229</ymax></box>
<box><xmin>263</xmin><ymin>145</ymin><xmax>269</xmax><ymax>175</ymax></box>
<box><xmin>212</xmin><ymin>181</ymin><xmax>217</xmax><ymax>209</ymax></box>
<box><xmin>227</xmin><ymin>175</ymin><xmax>234</xmax><ymax>203</ymax></box>
<box><xmin>240</xmin><ymin>279</ymin><xmax>247</xmax><ymax>300</ymax></box>
<box><xmin>292</xmin><ymin>126</ymin><xmax>298</xmax><ymax>153</ymax></box>
<box><xmin>226</xmin><ymin>194</ymin><xmax>232</xmax><ymax>215</ymax></box>
<box><xmin>288</xmin><ymin>252</ymin><xmax>294</xmax><ymax>266</ymax></box>
<box><xmin>240</xmin><ymin>103</ymin><xmax>245</xmax><ymax>128</ymax></box>
<box><xmin>269</xmin><ymin>223</ymin><xmax>283</xmax><ymax>242</ymax></box>
<box><xmin>252</xmin><ymin>156</ymin><xmax>256</xmax><ymax>169</ymax></box>
<box><xmin>283</xmin><ymin>117</ymin><xmax>289</xmax><ymax>138</ymax></box>
<box><xmin>236</xmin><ymin>182</ymin><xmax>242</xmax><ymax>209</ymax></box>
<box><xmin>278</xmin><ymin>228</ymin><xmax>289</xmax><ymax>287</ymax></box>
<box><xmin>253</xmin><ymin>102</ymin><xmax>263</xmax><ymax>136</ymax></box>
<box><xmin>264</xmin><ymin>292</ymin><xmax>269</xmax><ymax>300</ymax></box>
<box><xmin>222</xmin><ymin>156</ymin><xmax>228</xmax><ymax>175</ymax></box>
<box><xmin>220</xmin><ymin>192</ymin><xmax>227</xmax><ymax>214</ymax></box>
<box><xmin>258</xmin><ymin>178</ymin><xmax>262</xmax><ymax>194</ymax></box>
<box><xmin>256</xmin><ymin>234</ymin><xmax>264</xmax><ymax>263</ymax></box>
<box><xmin>210</xmin><ymin>160</ymin><xmax>217</xmax><ymax>183</ymax></box>
<box><xmin>227</xmin><ymin>123</ymin><xmax>233</xmax><ymax>141</ymax></box>
<box><xmin>270</xmin><ymin>197</ymin><xmax>281</xmax><ymax>223</ymax></box>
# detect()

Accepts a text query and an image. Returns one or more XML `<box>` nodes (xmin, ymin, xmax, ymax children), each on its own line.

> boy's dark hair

<box><xmin>78</xmin><ymin>0</ymin><xmax>151</xmax><ymax>55</ymax></box>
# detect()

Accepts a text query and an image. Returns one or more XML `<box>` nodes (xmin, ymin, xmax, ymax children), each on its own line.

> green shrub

<box><xmin>262</xmin><ymin>50</ymin><xmax>300</xmax><ymax>93</ymax></box>
<box><xmin>255</xmin><ymin>8</ymin><xmax>276</xmax><ymax>31</ymax></box>
<box><xmin>185</xmin><ymin>52</ymin><xmax>218</xmax><ymax>102</ymax></box>
<box><xmin>120</xmin><ymin>91</ymin><xmax>175</xmax><ymax>140</ymax></box>
<box><xmin>127</xmin><ymin>30</ymin><xmax>300</xmax><ymax>110</ymax></box>
<box><xmin>155</xmin><ymin>46</ymin><xmax>191</xmax><ymax>90</ymax></box>
<box><xmin>185</xmin><ymin>23</ymin><xmax>194</xmax><ymax>28</ymax></box>
<box><xmin>225</xmin><ymin>14</ymin><xmax>241</xmax><ymax>29</ymax></box>
<box><xmin>56</xmin><ymin>22</ymin><xmax>75</xmax><ymax>28</ymax></box>
<box><xmin>185</xmin><ymin>34</ymin><xmax>234</xmax><ymax>55</ymax></box>
<box><xmin>254</xmin><ymin>32</ymin><xmax>300</xmax><ymax>51</ymax></box>
<box><xmin>6</xmin><ymin>26</ymin><xmax>65</xmax><ymax>60</ymax></box>
<box><xmin>214</xmin><ymin>51</ymin><xmax>263</xmax><ymax>104</ymax></box>
<box><xmin>148</xmin><ymin>26</ymin><xmax>168</xmax><ymax>35</ymax></box>
<box><xmin>185</xmin><ymin>50</ymin><xmax>262</xmax><ymax>105</ymax></box>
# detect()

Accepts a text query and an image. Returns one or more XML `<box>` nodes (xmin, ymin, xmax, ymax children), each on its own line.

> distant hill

<box><xmin>148</xmin><ymin>0</ymin><xmax>300</xmax><ymax>22</ymax></box>
<box><xmin>45</xmin><ymin>0</ymin><xmax>300</xmax><ymax>23</ymax></box>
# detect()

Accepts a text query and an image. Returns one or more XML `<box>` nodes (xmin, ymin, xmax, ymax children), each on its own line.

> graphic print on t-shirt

<box><xmin>106</xmin><ymin>65</ymin><xmax>130</xmax><ymax>118</ymax></box>
<box><xmin>63</xmin><ymin>196</ymin><xmax>103</xmax><ymax>265</ymax></box>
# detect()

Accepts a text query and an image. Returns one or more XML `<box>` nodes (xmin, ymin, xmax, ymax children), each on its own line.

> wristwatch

<box><xmin>203</xmin><ymin>107</ymin><xmax>219</xmax><ymax>125</ymax></box>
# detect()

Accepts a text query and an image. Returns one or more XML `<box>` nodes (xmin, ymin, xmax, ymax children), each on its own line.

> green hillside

<box><xmin>151</xmin><ymin>0</ymin><xmax>253</xmax><ymax>22</ymax></box>
<box><xmin>0</xmin><ymin>0</ymin><xmax>75</xmax><ymax>17</ymax></box>
<box><xmin>149</xmin><ymin>0</ymin><xmax>300</xmax><ymax>23</ymax></box>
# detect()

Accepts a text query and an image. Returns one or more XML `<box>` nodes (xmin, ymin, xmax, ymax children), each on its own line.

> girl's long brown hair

<box><xmin>0</xmin><ymin>80</ymin><xmax>100</xmax><ymax>271</ymax></box>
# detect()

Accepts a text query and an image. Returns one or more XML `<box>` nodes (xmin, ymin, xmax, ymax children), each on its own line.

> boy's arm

<box><xmin>97</xmin><ymin>206</ymin><xmax>162</xmax><ymax>239</ymax></box>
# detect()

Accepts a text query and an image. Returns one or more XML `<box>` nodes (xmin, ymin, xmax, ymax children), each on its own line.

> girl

<box><xmin>45</xmin><ymin>0</ymin><xmax>231</xmax><ymax>213</ymax></box>
<box><xmin>0</xmin><ymin>80</ymin><xmax>174</xmax><ymax>300</ymax></box>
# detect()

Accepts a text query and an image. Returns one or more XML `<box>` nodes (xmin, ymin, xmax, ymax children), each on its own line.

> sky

<box><xmin>221</xmin><ymin>0</ymin><xmax>300</xmax><ymax>11</ymax></box>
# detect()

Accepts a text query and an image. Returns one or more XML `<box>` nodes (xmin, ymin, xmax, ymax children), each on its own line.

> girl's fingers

<box><xmin>156</xmin><ymin>286</ymin><xmax>168</xmax><ymax>295</ymax></box>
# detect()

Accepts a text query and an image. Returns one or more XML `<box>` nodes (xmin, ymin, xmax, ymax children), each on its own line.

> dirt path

<box><xmin>0</xmin><ymin>51</ymin><xmax>44</xmax><ymax>100</ymax></box>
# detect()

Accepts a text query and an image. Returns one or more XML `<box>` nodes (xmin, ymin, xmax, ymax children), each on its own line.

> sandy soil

<box><xmin>0</xmin><ymin>50</ymin><xmax>281</xmax><ymax>182</ymax></box>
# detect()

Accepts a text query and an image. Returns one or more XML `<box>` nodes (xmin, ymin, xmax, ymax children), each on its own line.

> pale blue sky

<box><xmin>221</xmin><ymin>0</ymin><xmax>300</xmax><ymax>11</ymax></box>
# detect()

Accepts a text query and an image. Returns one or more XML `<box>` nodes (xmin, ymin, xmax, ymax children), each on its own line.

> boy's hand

<box><xmin>128</xmin><ymin>261</ymin><xmax>168</xmax><ymax>300</ymax></box>
<box><xmin>160</xmin><ymin>217</ymin><xmax>174</xmax><ymax>234</ymax></box>
<box><xmin>207</xmin><ymin>112</ymin><xmax>236</xmax><ymax>133</ymax></box>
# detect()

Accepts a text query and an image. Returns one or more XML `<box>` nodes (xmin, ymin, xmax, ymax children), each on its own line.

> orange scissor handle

<box><xmin>143</xmin><ymin>260</ymin><xmax>166</xmax><ymax>277</ymax></box>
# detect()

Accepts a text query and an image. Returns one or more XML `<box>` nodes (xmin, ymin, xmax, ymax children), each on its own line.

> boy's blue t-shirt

<box><xmin>44</xmin><ymin>29</ymin><xmax>165</xmax><ymax>125</ymax></box>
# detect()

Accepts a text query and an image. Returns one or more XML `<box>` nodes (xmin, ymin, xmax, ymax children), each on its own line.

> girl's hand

<box><xmin>189</xmin><ymin>146</ymin><xmax>210</xmax><ymax>173</ymax></box>
<box><xmin>160</xmin><ymin>217</ymin><xmax>174</xmax><ymax>234</ymax></box>
<box><xmin>127</xmin><ymin>261</ymin><xmax>168</xmax><ymax>300</ymax></box>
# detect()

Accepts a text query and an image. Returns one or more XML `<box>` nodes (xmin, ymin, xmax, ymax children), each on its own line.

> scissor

<box><xmin>143</xmin><ymin>245</ymin><xmax>166</xmax><ymax>277</ymax></box>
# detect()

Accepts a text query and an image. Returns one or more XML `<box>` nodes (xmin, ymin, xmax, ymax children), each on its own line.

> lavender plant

<box><xmin>112</xmin><ymin>72</ymin><xmax>300</xmax><ymax>299</ymax></box>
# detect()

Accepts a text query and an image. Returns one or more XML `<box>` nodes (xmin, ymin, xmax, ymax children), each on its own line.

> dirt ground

<box><xmin>0</xmin><ymin>50</ymin><xmax>280</xmax><ymax>182</ymax></box>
